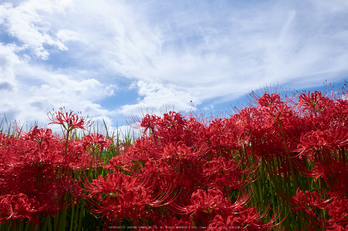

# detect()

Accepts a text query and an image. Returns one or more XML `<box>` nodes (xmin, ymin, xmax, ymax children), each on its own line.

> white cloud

<box><xmin>56</xmin><ymin>30</ymin><xmax>85</xmax><ymax>43</ymax></box>
<box><xmin>73</xmin><ymin>0</ymin><xmax>348</xmax><ymax>102</ymax></box>
<box><xmin>1</xmin><ymin>0</ymin><xmax>348</xmax><ymax>131</ymax></box>
<box><xmin>118</xmin><ymin>81</ymin><xmax>199</xmax><ymax>116</ymax></box>
<box><xmin>310</xmin><ymin>0</ymin><xmax>348</xmax><ymax>13</ymax></box>
<box><xmin>0</xmin><ymin>43</ymin><xmax>20</xmax><ymax>88</ymax></box>
<box><xmin>0</xmin><ymin>46</ymin><xmax>116</xmax><ymax>131</ymax></box>
<box><xmin>0</xmin><ymin>0</ymin><xmax>72</xmax><ymax>59</ymax></box>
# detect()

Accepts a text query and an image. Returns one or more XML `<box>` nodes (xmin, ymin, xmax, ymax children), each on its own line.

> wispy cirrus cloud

<box><xmin>0</xmin><ymin>1</ymin><xmax>117</xmax><ymax>128</ymax></box>
<box><xmin>0</xmin><ymin>1</ymin><xmax>72</xmax><ymax>59</ymax></box>
<box><xmin>0</xmin><ymin>0</ymin><xmax>348</xmax><ymax>131</ymax></box>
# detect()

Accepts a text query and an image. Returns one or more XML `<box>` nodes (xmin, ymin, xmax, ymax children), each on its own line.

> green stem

<box><xmin>70</xmin><ymin>205</ymin><xmax>75</xmax><ymax>231</ymax></box>
<box><xmin>73</xmin><ymin>200</ymin><xmax>81</xmax><ymax>231</ymax></box>
<box><xmin>47</xmin><ymin>214</ymin><xmax>53</xmax><ymax>231</ymax></box>
<box><xmin>277</xmin><ymin>119</ymin><xmax>299</xmax><ymax>192</ymax></box>
<box><xmin>65</xmin><ymin>130</ymin><xmax>70</xmax><ymax>154</ymax></box>
<box><xmin>57</xmin><ymin>209</ymin><xmax>67</xmax><ymax>231</ymax></box>
<box><xmin>42</xmin><ymin>215</ymin><xmax>50</xmax><ymax>231</ymax></box>
<box><xmin>77</xmin><ymin>199</ymin><xmax>85</xmax><ymax>231</ymax></box>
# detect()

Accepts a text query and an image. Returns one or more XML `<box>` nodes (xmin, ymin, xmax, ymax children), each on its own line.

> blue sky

<box><xmin>1</xmin><ymin>0</ymin><xmax>348</xmax><ymax>134</ymax></box>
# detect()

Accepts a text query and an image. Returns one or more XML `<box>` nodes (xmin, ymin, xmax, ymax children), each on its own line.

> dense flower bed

<box><xmin>1</xmin><ymin>90</ymin><xmax>348</xmax><ymax>230</ymax></box>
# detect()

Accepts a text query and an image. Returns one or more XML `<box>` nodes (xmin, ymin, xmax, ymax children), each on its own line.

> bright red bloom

<box><xmin>297</xmin><ymin>127</ymin><xmax>348</xmax><ymax>160</ymax></box>
<box><xmin>140</xmin><ymin>114</ymin><xmax>161</xmax><ymax>135</ymax></box>
<box><xmin>326</xmin><ymin>196</ymin><xmax>348</xmax><ymax>229</ymax></box>
<box><xmin>171</xmin><ymin>189</ymin><xmax>272</xmax><ymax>229</ymax></box>
<box><xmin>0</xmin><ymin>126</ymin><xmax>84</xmax><ymax>225</ymax></box>
<box><xmin>298</xmin><ymin>91</ymin><xmax>330</xmax><ymax>116</ymax></box>
<box><xmin>139</xmin><ymin>111</ymin><xmax>208</xmax><ymax>148</ymax></box>
<box><xmin>203</xmin><ymin>157</ymin><xmax>244</xmax><ymax>194</ymax></box>
<box><xmin>209</xmin><ymin>208</ymin><xmax>273</xmax><ymax>231</ymax></box>
<box><xmin>258</xmin><ymin>93</ymin><xmax>282</xmax><ymax>107</ymax></box>
<box><xmin>84</xmin><ymin>172</ymin><xmax>169</xmax><ymax>225</ymax></box>
<box><xmin>290</xmin><ymin>189</ymin><xmax>330</xmax><ymax>213</ymax></box>
<box><xmin>83</xmin><ymin>133</ymin><xmax>110</xmax><ymax>149</ymax></box>
<box><xmin>289</xmin><ymin>189</ymin><xmax>335</xmax><ymax>229</ymax></box>
<box><xmin>205</xmin><ymin>118</ymin><xmax>241</xmax><ymax>158</ymax></box>
<box><xmin>48</xmin><ymin>109</ymin><xmax>92</xmax><ymax>131</ymax></box>
<box><xmin>22</xmin><ymin>126</ymin><xmax>54</xmax><ymax>150</ymax></box>
<box><xmin>310</xmin><ymin>160</ymin><xmax>348</xmax><ymax>194</ymax></box>
<box><xmin>170</xmin><ymin>189</ymin><xmax>233</xmax><ymax>227</ymax></box>
<box><xmin>0</xmin><ymin>193</ymin><xmax>42</xmax><ymax>224</ymax></box>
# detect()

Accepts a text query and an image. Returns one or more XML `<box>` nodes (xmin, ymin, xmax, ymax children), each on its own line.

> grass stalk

<box><xmin>69</xmin><ymin>206</ymin><xmax>75</xmax><ymax>231</ymax></box>
<box><xmin>277</xmin><ymin>119</ymin><xmax>299</xmax><ymax>192</ymax></box>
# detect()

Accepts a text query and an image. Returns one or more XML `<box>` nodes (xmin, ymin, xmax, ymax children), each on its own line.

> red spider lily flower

<box><xmin>156</xmin><ymin>111</ymin><xmax>187</xmax><ymax>142</ymax></box>
<box><xmin>207</xmin><ymin>215</ymin><xmax>226</xmax><ymax>229</ymax></box>
<box><xmin>107</xmin><ymin>136</ymin><xmax>163</xmax><ymax>173</ymax></box>
<box><xmin>298</xmin><ymin>91</ymin><xmax>331</xmax><ymax>116</ymax></box>
<box><xmin>138</xmin><ymin>160</ymin><xmax>178</xmax><ymax>196</ymax></box>
<box><xmin>258</xmin><ymin>93</ymin><xmax>282</xmax><ymax>107</ymax></box>
<box><xmin>171</xmin><ymin>189</ymin><xmax>232</xmax><ymax>226</ymax></box>
<box><xmin>257</xmin><ymin>93</ymin><xmax>294</xmax><ymax>127</ymax></box>
<box><xmin>48</xmin><ymin>108</ymin><xmax>92</xmax><ymax>131</ymax></box>
<box><xmin>0</xmin><ymin>156</ymin><xmax>81</xmax><ymax>215</ymax></box>
<box><xmin>230</xmin><ymin>107</ymin><xmax>260</xmax><ymax>146</ymax></box>
<box><xmin>83</xmin><ymin>133</ymin><xmax>111</xmax><ymax>155</ymax></box>
<box><xmin>139</xmin><ymin>111</ymin><xmax>206</xmax><ymax>147</ymax></box>
<box><xmin>290</xmin><ymin>189</ymin><xmax>334</xmax><ymax>229</ymax></box>
<box><xmin>203</xmin><ymin>157</ymin><xmax>244</xmax><ymax>194</ymax></box>
<box><xmin>309</xmin><ymin>159</ymin><xmax>348</xmax><ymax>194</ymax></box>
<box><xmin>329</xmin><ymin>225</ymin><xmax>348</xmax><ymax>231</ymax></box>
<box><xmin>209</xmin><ymin>209</ymin><xmax>275</xmax><ymax>231</ymax></box>
<box><xmin>325</xmin><ymin>196</ymin><xmax>348</xmax><ymax>229</ymax></box>
<box><xmin>0</xmin><ymin>193</ymin><xmax>43</xmax><ymax>224</ymax></box>
<box><xmin>170</xmin><ymin>189</ymin><xmax>251</xmax><ymax>227</ymax></box>
<box><xmin>299</xmin><ymin>91</ymin><xmax>323</xmax><ymax>106</ymax></box>
<box><xmin>297</xmin><ymin>127</ymin><xmax>348</xmax><ymax>160</ymax></box>
<box><xmin>329</xmin><ymin>98</ymin><xmax>348</xmax><ymax>123</ymax></box>
<box><xmin>140</xmin><ymin>114</ymin><xmax>161</xmax><ymax>135</ymax></box>
<box><xmin>230</xmin><ymin>207</ymin><xmax>275</xmax><ymax>230</ymax></box>
<box><xmin>182</xmin><ymin>116</ymin><xmax>208</xmax><ymax>148</ymax></box>
<box><xmin>170</xmin><ymin>189</ymin><xmax>274</xmax><ymax>229</ymax></box>
<box><xmin>205</xmin><ymin>118</ymin><xmax>242</xmax><ymax>158</ymax></box>
<box><xmin>290</xmin><ymin>189</ymin><xmax>331</xmax><ymax>213</ymax></box>
<box><xmin>161</xmin><ymin>142</ymin><xmax>205</xmax><ymax>190</ymax></box>
<box><xmin>22</xmin><ymin>126</ymin><xmax>54</xmax><ymax>151</ymax></box>
<box><xmin>0</xmin><ymin>133</ymin><xmax>17</xmax><ymax>147</ymax></box>
<box><xmin>1</xmin><ymin>124</ymin><xmax>93</xmax><ymax>170</ymax></box>
<box><xmin>0</xmin><ymin>128</ymin><xmax>83</xmax><ymax>225</ymax></box>
<box><xmin>84</xmin><ymin>172</ymin><xmax>170</xmax><ymax>226</ymax></box>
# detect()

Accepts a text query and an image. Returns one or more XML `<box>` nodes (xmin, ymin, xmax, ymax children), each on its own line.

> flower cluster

<box><xmin>2</xmin><ymin>88</ymin><xmax>348</xmax><ymax>230</ymax></box>
<box><xmin>98</xmin><ymin>111</ymin><xmax>271</xmax><ymax>229</ymax></box>
<box><xmin>0</xmin><ymin>127</ymin><xmax>84</xmax><ymax>225</ymax></box>
<box><xmin>0</xmin><ymin>110</ymin><xmax>105</xmax><ymax>228</ymax></box>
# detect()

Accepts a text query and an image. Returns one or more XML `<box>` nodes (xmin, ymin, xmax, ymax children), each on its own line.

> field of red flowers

<box><xmin>1</xmin><ymin>89</ymin><xmax>348</xmax><ymax>230</ymax></box>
